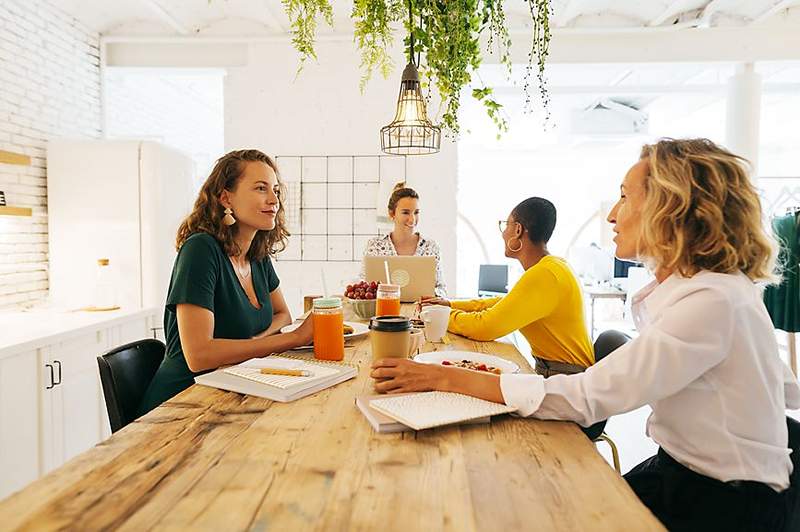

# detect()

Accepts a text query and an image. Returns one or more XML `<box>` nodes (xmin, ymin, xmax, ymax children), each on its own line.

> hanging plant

<box><xmin>524</xmin><ymin>0</ymin><xmax>553</xmax><ymax>122</ymax></box>
<box><xmin>282</xmin><ymin>0</ymin><xmax>334</xmax><ymax>68</ymax></box>
<box><xmin>283</xmin><ymin>0</ymin><xmax>552</xmax><ymax>136</ymax></box>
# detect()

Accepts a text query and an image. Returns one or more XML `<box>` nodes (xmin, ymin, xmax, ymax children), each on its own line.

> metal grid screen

<box><xmin>275</xmin><ymin>155</ymin><xmax>407</xmax><ymax>262</ymax></box>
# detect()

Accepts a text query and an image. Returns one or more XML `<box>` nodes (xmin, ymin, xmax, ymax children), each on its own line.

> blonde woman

<box><xmin>372</xmin><ymin>138</ymin><xmax>799</xmax><ymax>530</ymax></box>
<box><xmin>138</xmin><ymin>150</ymin><xmax>313</xmax><ymax>415</ymax></box>
<box><xmin>361</xmin><ymin>182</ymin><xmax>446</xmax><ymax>297</ymax></box>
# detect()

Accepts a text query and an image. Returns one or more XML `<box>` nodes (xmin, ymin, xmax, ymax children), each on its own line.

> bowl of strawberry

<box><xmin>344</xmin><ymin>280</ymin><xmax>379</xmax><ymax>319</ymax></box>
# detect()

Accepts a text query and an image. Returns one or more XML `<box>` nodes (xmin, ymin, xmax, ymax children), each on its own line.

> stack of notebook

<box><xmin>356</xmin><ymin>391</ymin><xmax>517</xmax><ymax>432</ymax></box>
<box><xmin>195</xmin><ymin>355</ymin><xmax>357</xmax><ymax>402</ymax></box>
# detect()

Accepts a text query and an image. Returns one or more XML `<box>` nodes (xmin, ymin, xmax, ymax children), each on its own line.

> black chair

<box><xmin>97</xmin><ymin>339</ymin><xmax>165</xmax><ymax>433</ymax></box>
<box><xmin>581</xmin><ymin>330</ymin><xmax>631</xmax><ymax>472</ymax></box>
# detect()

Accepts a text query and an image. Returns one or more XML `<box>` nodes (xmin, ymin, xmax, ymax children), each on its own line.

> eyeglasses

<box><xmin>498</xmin><ymin>220</ymin><xmax>515</xmax><ymax>232</ymax></box>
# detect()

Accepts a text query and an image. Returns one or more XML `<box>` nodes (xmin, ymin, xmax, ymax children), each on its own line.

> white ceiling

<box><xmin>54</xmin><ymin>0</ymin><xmax>800</xmax><ymax>37</ymax></box>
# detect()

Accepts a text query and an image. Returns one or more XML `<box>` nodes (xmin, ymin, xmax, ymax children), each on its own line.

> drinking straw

<box><xmin>384</xmin><ymin>260</ymin><xmax>391</xmax><ymax>285</ymax></box>
<box><xmin>320</xmin><ymin>268</ymin><xmax>329</xmax><ymax>298</ymax></box>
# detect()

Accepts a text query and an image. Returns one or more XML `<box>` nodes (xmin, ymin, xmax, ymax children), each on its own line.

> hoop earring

<box><xmin>222</xmin><ymin>207</ymin><xmax>236</xmax><ymax>226</ymax></box>
<box><xmin>507</xmin><ymin>237</ymin><xmax>523</xmax><ymax>253</ymax></box>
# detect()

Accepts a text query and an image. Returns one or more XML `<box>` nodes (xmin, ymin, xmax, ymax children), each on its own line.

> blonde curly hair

<box><xmin>638</xmin><ymin>138</ymin><xmax>778</xmax><ymax>283</ymax></box>
<box><xmin>176</xmin><ymin>149</ymin><xmax>289</xmax><ymax>261</ymax></box>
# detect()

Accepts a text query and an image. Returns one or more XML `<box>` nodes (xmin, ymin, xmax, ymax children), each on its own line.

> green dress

<box><xmin>763</xmin><ymin>213</ymin><xmax>800</xmax><ymax>332</ymax></box>
<box><xmin>137</xmin><ymin>232</ymin><xmax>280</xmax><ymax>416</ymax></box>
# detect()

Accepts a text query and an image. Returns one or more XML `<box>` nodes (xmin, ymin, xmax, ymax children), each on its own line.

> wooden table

<box><xmin>0</xmin><ymin>307</ymin><xmax>663</xmax><ymax>531</ymax></box>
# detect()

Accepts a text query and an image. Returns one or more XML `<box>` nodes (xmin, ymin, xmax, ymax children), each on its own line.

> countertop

<box><xmin>0</xmin><ymin>307</ymin><xmax>159</xmax><ymax>357</ymax></box>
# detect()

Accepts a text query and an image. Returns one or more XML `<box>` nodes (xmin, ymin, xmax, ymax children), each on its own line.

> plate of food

<box><xmin>280</xmin><ymin>320</ymin><xmax>369</xmax><ymax>350</ymax></box>
<box><xmin>413</xmin><ymin>351</ymin><xmax>520</xmax><ymax>375</ymax></box>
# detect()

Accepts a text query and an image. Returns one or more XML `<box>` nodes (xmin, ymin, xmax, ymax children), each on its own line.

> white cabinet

<box><xmin>0</xmin><ymin>349</ymin><xmax>40</xmax><ymax>499</ymax></box>
<box><xmin>0</xmin><ymin>308</ymin><xmax>158</xmax><ymax>498</ymax></box>
<box><xmin>40</xmin><ymin>331</ymin><xmax>107</xmax><ymax>474</ymax></box>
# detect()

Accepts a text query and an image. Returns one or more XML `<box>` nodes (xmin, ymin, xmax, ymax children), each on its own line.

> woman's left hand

<box><xmin>370</xmin><ymin>358</ymin><xmax>448</xmax><ymax>394</ymax></box>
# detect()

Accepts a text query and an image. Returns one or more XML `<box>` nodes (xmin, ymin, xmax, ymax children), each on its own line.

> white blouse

<box><xmin>360</xmin><ymin>233</ymin><xmax>447</xmax><ymax>297</ymax></box>
<box><xmin>500</xmin><ymin>270</ymin><xmax>800</xmax><ymax>491</ymax></box>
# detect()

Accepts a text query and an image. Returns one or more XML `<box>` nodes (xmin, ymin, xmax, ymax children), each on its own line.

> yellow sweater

<box><xmin>449</xmin><ymin>256</ymin><xmax>594</xmax><ymax>367</ymax></box>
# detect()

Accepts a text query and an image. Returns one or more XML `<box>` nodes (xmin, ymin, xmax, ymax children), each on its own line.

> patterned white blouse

<box><xmin>361</xmin><ymin>233</ymin><xmax>447</xmax><ymax>297</ymax></box>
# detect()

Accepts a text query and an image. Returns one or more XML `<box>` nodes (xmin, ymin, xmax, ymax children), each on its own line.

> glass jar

<box><xmin>375</xmin><ymin>283</ymin><xmax>401</xmax><ymax>316</ymax></box>
<box><xmin>94</xmin><ymin>258</ymin><xmax>117</xmax><ymax>309</ymax></box>
<box><xmin>312</xmin><ymin>297</ymin><xmax>345</xmax><ymax>361</ymax></box>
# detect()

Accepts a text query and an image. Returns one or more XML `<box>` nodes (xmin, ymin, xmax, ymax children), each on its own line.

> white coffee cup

<box><xmin>420</xmin><ymin>304</ymin><xmax>450</xmax><ymax>343</ymax></box>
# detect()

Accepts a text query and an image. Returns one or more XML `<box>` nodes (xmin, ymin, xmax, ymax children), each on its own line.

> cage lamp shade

<box><xmin>380</xmin><ymin>62</ymin><xmax>441</xmax><ymax>155</ymax></box>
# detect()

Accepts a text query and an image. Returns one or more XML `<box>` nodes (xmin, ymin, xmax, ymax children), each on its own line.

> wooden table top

<box><xmin>0</xmin><ymin>307</ymin><xmax>663</xmax><ymax>531</ymax></box>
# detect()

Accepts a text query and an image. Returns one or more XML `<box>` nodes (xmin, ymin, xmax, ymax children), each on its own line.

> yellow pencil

<box><xmin>259</xmin><ymin>367</ymin><xmax>312</xmax><ymax>377</ymax></box>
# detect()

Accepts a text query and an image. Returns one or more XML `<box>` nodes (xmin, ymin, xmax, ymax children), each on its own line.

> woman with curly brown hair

<box><xmin>372</xmin><ymin>138</ymin><xmax>799</xmax><ymax>530</ymax></box>
<box><xmin>137</xmin><ymin>149</ymin><xmax>314</xmax><ymax>415</ymax></box>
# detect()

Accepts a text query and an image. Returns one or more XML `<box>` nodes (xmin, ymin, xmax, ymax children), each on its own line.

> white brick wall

<box><xmin>0</xmin><ymin>0</ymin><xmax>101</xmax><ymax>308</ymax></box>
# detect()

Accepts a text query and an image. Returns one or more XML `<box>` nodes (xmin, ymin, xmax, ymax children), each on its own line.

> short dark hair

<box><xmin>511</xmin><ymin>197</ymin><xmax>557</xmax><ymax>244</ymax></box>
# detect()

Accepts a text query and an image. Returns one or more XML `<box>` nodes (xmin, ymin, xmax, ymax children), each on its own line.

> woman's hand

<box><xmin>288</xmin><ymin>315</ymin><xmax>314</xmax><ymax>347</ymax></box>
<box><xmin>371</xmin><ymin>358</ymin><xmax>506</xmax><ymax>403</ymax></box>
<box><xmin>370</xmin><ymin>358</ymin><xmax>450</xmax><ymax>394</ymax></box>
<box><xmin>418</xmin><ymin>296</ymin><xmax>450</xmax><ymax>313</ymax></box>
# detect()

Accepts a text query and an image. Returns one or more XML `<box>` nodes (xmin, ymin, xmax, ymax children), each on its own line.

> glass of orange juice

<box><xmin>376</xmin><ymin>283</ymin><xmax>401</xmax><ymax>316</ymax></box>
<box><xmin>312</xmin><ymin>297</ymin><xmax>345</xmax><ymax>361</ymax></box>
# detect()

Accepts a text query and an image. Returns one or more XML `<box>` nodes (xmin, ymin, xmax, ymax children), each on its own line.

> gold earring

<box><xmin>222</xmin><ymin>207</ymin><xmax>236</xmax><ymax>226</ymax></box>
<box><xmin>507</xmin><ymin>237</ymin><xmax>522</xmax><ymax>253</ymax></box>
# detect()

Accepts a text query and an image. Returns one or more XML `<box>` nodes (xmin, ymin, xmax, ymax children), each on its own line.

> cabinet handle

<box><xmin>45</xmin><ymin>363</ymin><xmax>54</xmax><ymax>390</ymax></box>
<box><xmin>53</xmin><ymin>360</ymin><xmax>62</xmax><ymax>386</ymax></box>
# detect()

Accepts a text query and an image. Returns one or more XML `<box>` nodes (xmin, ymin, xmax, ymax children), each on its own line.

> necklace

<box><xmin>231</xmin><ymin>257</ymin><xmax>251</xmax><ymax>279</ymax></box>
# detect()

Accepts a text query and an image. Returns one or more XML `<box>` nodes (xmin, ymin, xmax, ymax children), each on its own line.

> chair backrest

<box><xmin>478</xmin><ymin>264</ymin><xmax>508</xmax><ymax>294</ymax></box>
<box><xmin>581</xmin><ymin>330</ymin><xmax>631</xmax><ymax>441</ymax></box>
<box><xmin>594</xmin><ymin>330</ymin><xmax>631</xmax><ymax>363</ymax></box>
<box><xmin>97</xmin><ymin>339</ymin><xmax>165</xmax><ymax>433</ymax></box>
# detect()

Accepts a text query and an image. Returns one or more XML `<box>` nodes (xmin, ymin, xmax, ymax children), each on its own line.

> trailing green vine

<box><xmin>282</xmin><ymin>0</ymin><xmax>551</xmax><ymax>136</ymax></box>
<box><xmin>524</xmin><ymin>0</ymin><xmax>553</xmax><ymax>122</ymax></box>
<box><xmin>282</xmin><ymin>0</ymin><xmax>334</xmax><ymax>68</ymax></box>
<box><xmin>352</xmin><ymin>0</ymin><xmax>404</xmax><ymax>91</ymax></box>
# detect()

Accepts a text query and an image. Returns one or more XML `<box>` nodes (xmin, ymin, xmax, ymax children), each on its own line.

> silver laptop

<box><xmin>363</xmin><ymin>255</ymin><xmax>437</xmax><ymax>302</ymax></box>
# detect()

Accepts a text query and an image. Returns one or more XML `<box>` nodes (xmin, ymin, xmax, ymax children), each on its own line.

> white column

<box><xmin>725</xmin><ymin>62</ymin><xmax>762</xmax><ymax>178</ymax></box>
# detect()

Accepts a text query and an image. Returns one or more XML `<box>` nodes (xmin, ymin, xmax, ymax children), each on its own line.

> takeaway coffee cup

<box><xmin>369</xmin><ymin>316</ymin><xmax>424</xmax><ymax>361</ymax></box>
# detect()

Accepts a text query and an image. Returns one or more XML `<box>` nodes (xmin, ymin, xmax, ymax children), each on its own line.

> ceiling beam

<box><xmin>261</xmin><ymin>0</ymin><xmax>287</xmax><ymax>33</ymax></box>
<box><xmin>648</xmin><ymin>0</ymin><xmax>693</xmax><ymax>26</ymax></box>
<box><xmin>751</xmin><ymin>0</ymin><xmax>800</xmax><ymax>24</ymax></box>
<box><xmin>492</xmin><ymin>83</ymin><xmax>800</xmax><ymax>96</ymax></box>
<box><xmin>696</xmin><ymin>0</ymin><xmax>726</xmax><ymax>27</ymax></box>
<box><xmin>499</xmin><ymin>25</ymin><xmax>800</xmax><ymax>63</ymax></box>
<box><xmin>139</xmin><ymin>0</ymin><xmax>190</xmax><ymax>35</ymax></box>
<box><xmin>552</xmin><ymin>0</ymin><xmax>585</xmax><ymax>27</ymax></box>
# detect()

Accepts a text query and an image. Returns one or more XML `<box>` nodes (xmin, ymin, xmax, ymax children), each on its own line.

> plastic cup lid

<box><xmin>369</xmin><ymin>315</ymin><xmax>410</xmax><ymax>332</ymax></box>
<box><xmin>313</xmin><ymin>297</ymin><xmax>342</xmax><ymax>309</ymax></box>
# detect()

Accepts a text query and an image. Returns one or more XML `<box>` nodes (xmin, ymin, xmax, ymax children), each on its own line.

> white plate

<box><xmin>413</xmin><ymin>351</ymin><xmax>520</xmax><ymax>374</ymax></box>
<box><xmin>280</xmin><ymin>320</ymin><xmax>369</xmax><ymax>350</ymax></box>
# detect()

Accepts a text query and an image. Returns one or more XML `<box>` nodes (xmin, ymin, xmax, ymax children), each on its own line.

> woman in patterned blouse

<box><xmin>361</xmin><ymin>182</ymin><xmax>447</xmax><ymax>297</ymax></box>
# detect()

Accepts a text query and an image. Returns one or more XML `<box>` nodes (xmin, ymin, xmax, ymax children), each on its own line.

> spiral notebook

<box><xmin>368</xmin><ymin>392</ymin><xmax>517</xmax><ymax>431</ymax></box>
<box><xmin>195</xmin><ymin>355</ymin><xmax>357</xmax><ymax>402</ymax></box>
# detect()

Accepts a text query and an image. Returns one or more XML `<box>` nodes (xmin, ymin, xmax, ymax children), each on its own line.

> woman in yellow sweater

<box><xmin>422</xmin><ymin>197</ymin><xmax>593</xmax><ymax>375</ymax></box>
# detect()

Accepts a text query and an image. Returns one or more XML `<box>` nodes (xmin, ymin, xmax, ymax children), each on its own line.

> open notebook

<box><xmin>356</xmin><ymin>394</ymin><xmax>492</xmax><ymax>433</ymax></box>
<box><xmin>194</xmin><ymin>355</ymin><xmax>357</xmax><ymax>402</ymax></box>
<box><xmin>367</xmin><ymin>391</ymin><xmax>517</xmax><ymax>431</ymax></box>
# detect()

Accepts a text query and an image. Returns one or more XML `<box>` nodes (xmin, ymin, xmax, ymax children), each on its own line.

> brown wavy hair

<box><xmin>638</xmin><ymin>138</ymin><xmax>777</xmax><ymax>283</ymax></box>
<box><xmin>176</xmin><ymin>149</ymin><xmax>290</xmax><ymax>260</ymax></box>
<box><xmin>387</xmin><ymin>182</ymin><xmax>419</xmax><ymax>213</ymax></box>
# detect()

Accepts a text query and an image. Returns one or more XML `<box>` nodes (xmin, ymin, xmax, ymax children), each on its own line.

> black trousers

<box><xmin>624</xmin><ymin>448</ymin><xmax>791</xmax><ymax>532</ymax></box>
